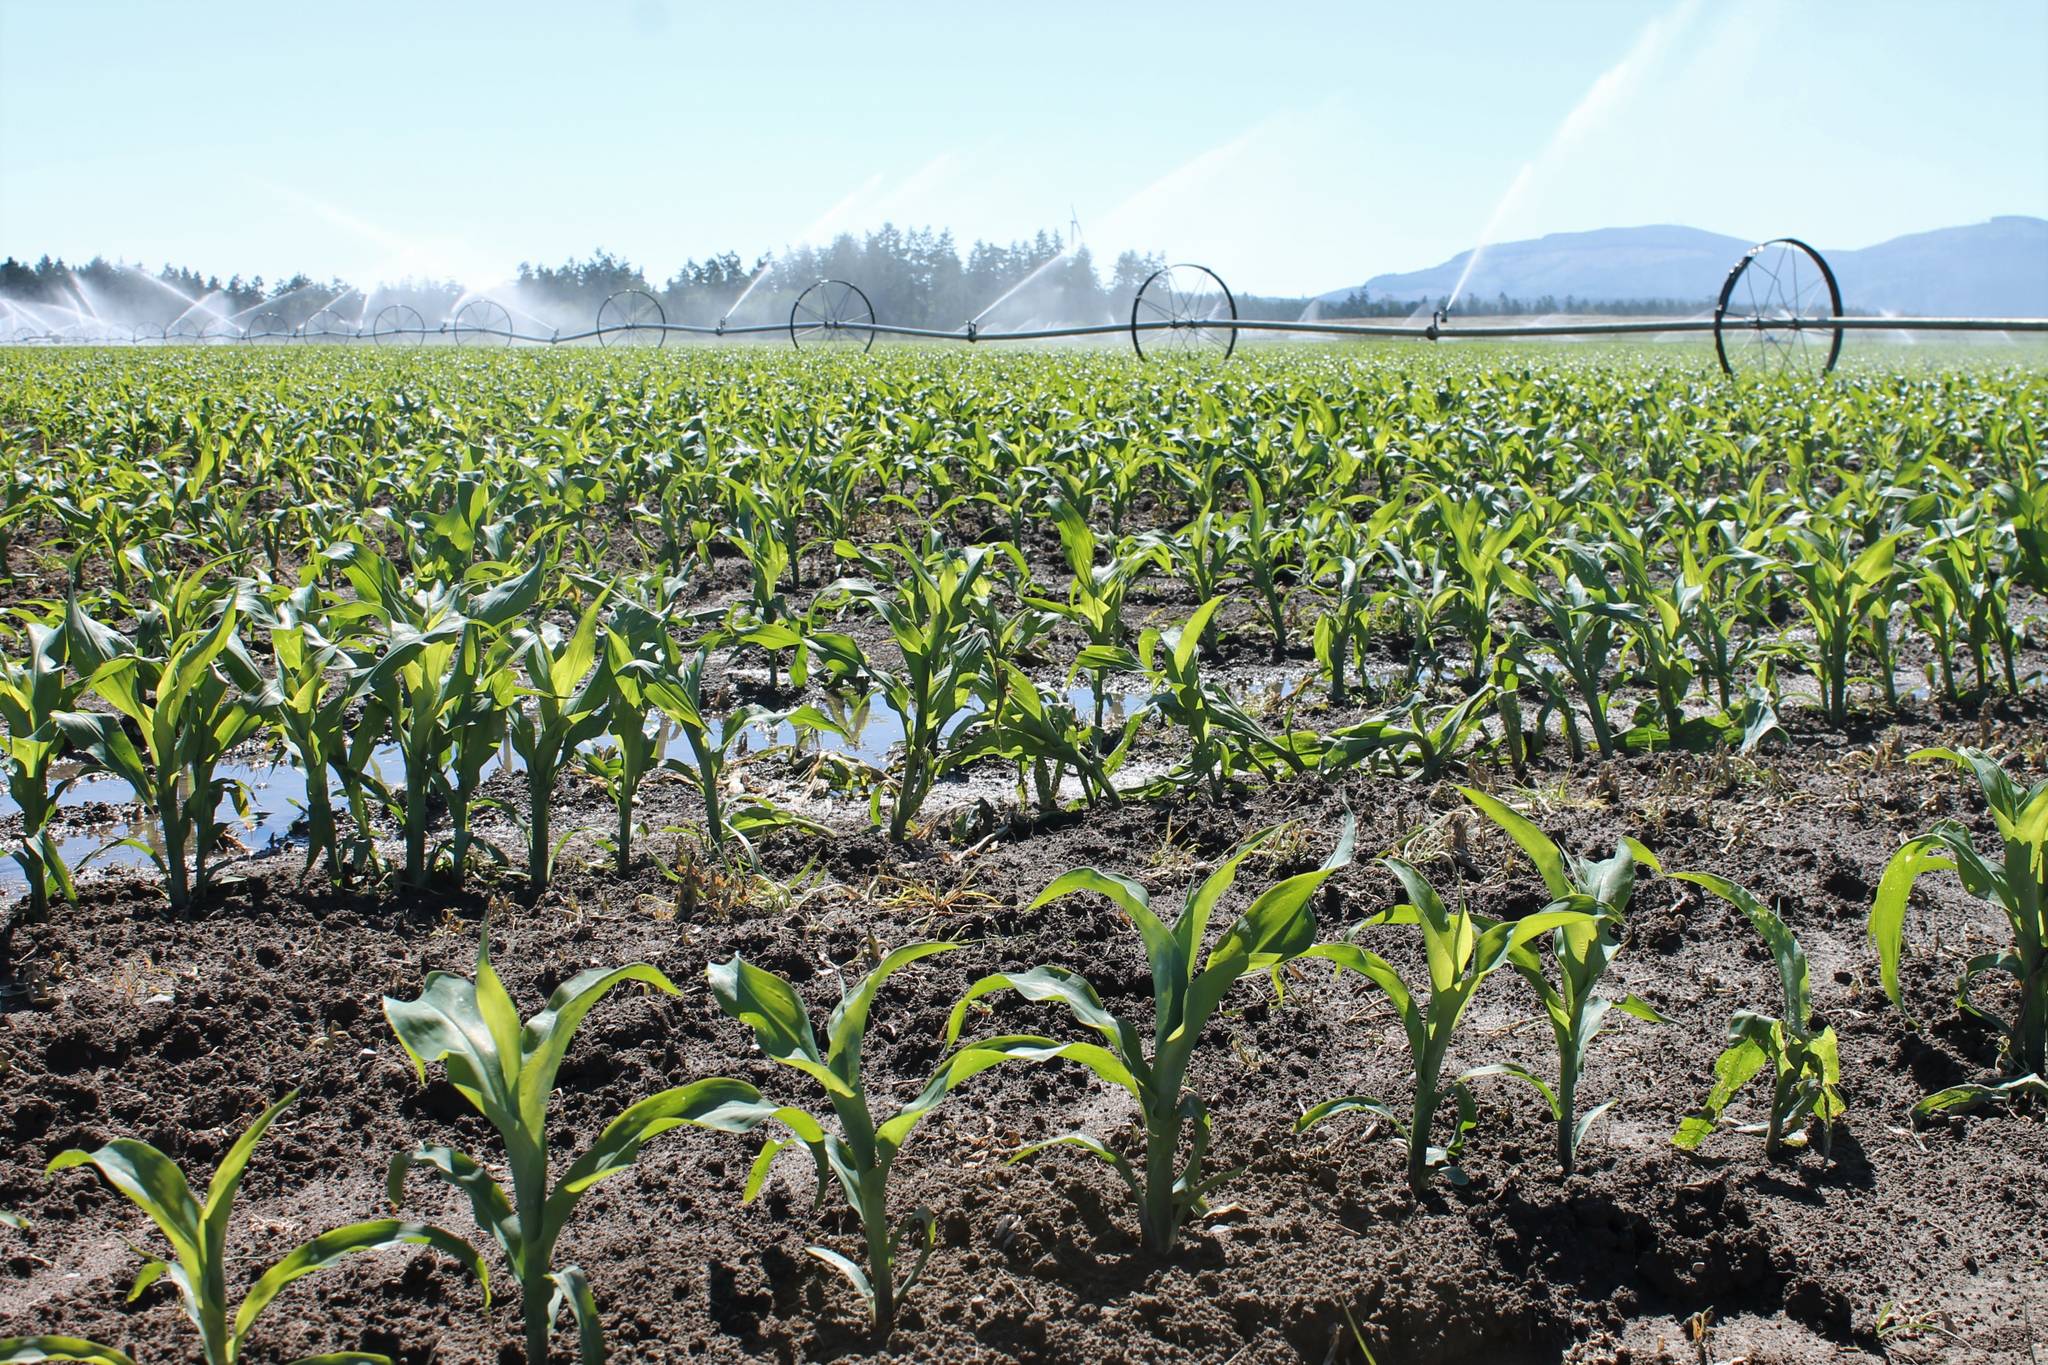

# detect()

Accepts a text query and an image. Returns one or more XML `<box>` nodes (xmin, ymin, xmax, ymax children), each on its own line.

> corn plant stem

<box><xmin>1556</xmin><ymin>1067</ymin><xmax>1580</xmax><ymax>1176</ymax></box>
<box><xmin>526</xmin><ymin>760</ymin><xmax>553</xmax><ymax>890</ymax></box>
<box><xmin>826</xmin><ymin>1083</ymin><xmax>898</xmax><ymax>1326</ymax></box>
<box><xmin>156</xmin><ymin>771</ymin><xmax>190</xmax><ymax>912</ymax></box>
<box><xmin>1142</xmin><ymin>1104</ymin><xmax>1179</xmax><ymax>1253</ymax></box>
<box><xmin>1408</xmin><ymin>1064</ymin><xmax>1439</xmax><ymax>1194</ymax></box>
<box><xmin>1765</xmin><ymin>1065</ymin><xmax>1791</xmax><ymax>1161</ymax></box>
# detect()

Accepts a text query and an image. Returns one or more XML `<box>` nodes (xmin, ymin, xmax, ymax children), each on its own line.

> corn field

<box><xmin>0</xmin><ymin>343</ymin><xmax>2044</xmax><ymax>1364</ymax></box>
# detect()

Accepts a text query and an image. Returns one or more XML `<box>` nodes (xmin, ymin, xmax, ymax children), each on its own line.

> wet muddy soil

<box><xmin>4</xmin><ymin>686</ymin><xmax>2047</xmax><ymax>1363</ymax></box>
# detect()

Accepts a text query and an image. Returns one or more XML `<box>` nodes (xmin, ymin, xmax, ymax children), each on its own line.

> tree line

<box><xmin>2</xmin><ymin>231</ymin><xmax>1725</xmax><ymax>338</ymax></box>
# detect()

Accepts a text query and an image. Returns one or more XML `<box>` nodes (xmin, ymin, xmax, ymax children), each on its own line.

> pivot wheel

<box><xmin>371</xmin><ymin>305</ymin><xmax>426</xmax><ymax>347</ymax></box>
<box><xmin>1131</xmin><ymin>263</ymin><xmax>1238</xmax><ymax>359</ymax></box>
<box><xmin>453</xmin><ymin>299</ymin><xmax>514</xmax><ymax>347</ymax></box>
<box><xmin>789</xmin><ymin>280</ymin><xmax>876</xmax><ymax>352</ymax></box>
<box><xmin>598</xmin><ymin>289</ymin><xmax>666</xmax><ymax>347</ymax></box>
<box><xmin>1714</xmin><ymin>238</ymin><xmax>1843</xmax><ymax>378</ymax></box>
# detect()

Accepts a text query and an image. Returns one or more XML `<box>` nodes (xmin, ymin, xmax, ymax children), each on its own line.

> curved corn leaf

<box><xmin>1676</xmin><ymin>872</ymin><xmax>1813</xmax><ymax>1027</ymax></box>
<box><xmin>1913</xmin><ymin>1073</ymin><xmax>2048</xmax><ymax>1117</ymax></box>
<box><xmin>706</xmin><ymin>954</ymin><xmax>849</xmax><ymax>1097</ymax></box>
<box><xmin>0</xmin><ymin>1340</ymin><xmax>139</xmax><ymax>1365</ymax></box>
<box><xmin>805</xmin><ymin>1245</ymin><xmax>875</xmax><ymax>1319</ymax></box>
<box><xmin>386</xmin><ymin>1147</ymin><xmax>521</xmax><ymax>1276</ymax></box>
<box><xmin>1461</xmin><ymin>1061</ymin><xmax>1561</xmax><ymax>1119</ymax></box>
<box><xmin>825</xmin><ymin>941</ymin><xmax>960</xmax><ymax>1078</ymax></box>
<box><xmin>1672</xmin><ymin>1037</ymin><xmax>1768</xmax><ymax>1150</ymax></box>
<box><xmin>546</xmin><ymin>1079</ymin><xmax>817</xmax><ymax>1244</ymax></box>
<box><xmin>45</xmin><ymin>1140</ymin><xmax>203</xmax><ymax>1287</ymax></box>
<box><xmin>235</xmin><ymin>1220</ymin><xmax>488</xmax><ymax>1347</ymax></box>
<box><xmin>1008</xmin><ymin>1131</ymin><xmax>1140</xmax><ymax>1197</ymax></box>
<box><xmin>1867</xmin><ymin>834</ymin><xmax>1956</xmax><ymax>1015</ymax></box>
<box><xmin>518</xmin><ymin>962</ymin><xmax>681</xmax><ymax>1136</ymax></box>
<box><xmin>547</xmin><ymin>1265</ymin><xmax>605</xmax><ymax>1365</ymax></box>
<box><xmin>1295</xmin><ymin>1095</ymin><xmax>1402</xmax><ymax>1134</ymax></box>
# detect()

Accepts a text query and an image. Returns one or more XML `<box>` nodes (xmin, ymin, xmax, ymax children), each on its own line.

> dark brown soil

<box><xmin>4</xmin><ymin>686</ymin><xmax>2047</xmax><ymax>1364</ymax></box>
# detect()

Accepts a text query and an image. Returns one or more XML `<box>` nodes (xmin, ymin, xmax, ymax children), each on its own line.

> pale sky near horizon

<box><xmin>1</xmin><ymin>0</ymin><xmax>2043</xmax><ymax>296</ymax></box>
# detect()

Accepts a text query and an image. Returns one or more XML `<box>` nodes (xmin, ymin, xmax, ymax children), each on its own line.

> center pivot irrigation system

<box><xmin>9</xmin><ymin>238</ymin><xmax>2046</xmax><ymax>376</ymax></box>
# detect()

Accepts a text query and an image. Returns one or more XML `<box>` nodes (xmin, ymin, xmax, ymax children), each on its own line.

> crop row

<box><xmin>5</xmin><ymin>757</ymin><xmax>2043</xmax><ymax>1363</ymax></box>
<box><xmin>0</xmin><ymin>354</ymin><xmax>2042</xmax><ymax>919</ymax></box>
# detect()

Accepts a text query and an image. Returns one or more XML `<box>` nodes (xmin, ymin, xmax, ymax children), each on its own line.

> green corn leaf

<box><xmin>706</xmin><ymin>954</ymin><xmax>852</xmax><ymax>1097</ymax></box>
<box><xmin>518</xmin><ymin>963</ymin><xmax>681</xmax><ymax>1137</ymax></box>
<box><xmin>386</xmin><ymin>1147</ymin><xmax>522</xmax><ymax>1276</ymax></box>
<box><xmin>1672</xmin><ymin>1038</ymin><xmax>1768</xmax><ymax>1150</ymax></box>
<box><xmin>825</xmin><ymin>941</ymin><xmax>961</xmax><ymax>1073</ymax></box>
<box><xmin>1295</xmin><ymin>1095</ymin><xmax>1402</xmax><ymax>1134</ymax></box>
<box><xmin>1459</xmin><ymin>786</ymin><xmax>1570</xmax><ymax>899</ymax></box>
<box><xmin>45</xmin><ymin>1140</ymin><xmax>204</xmax><ymax>1283</ymax></box>
<box><xmin>806</xmin><ymin>1246</ymin><xmax>876</xmax><ymax>1320</ymax></box>
<box><xmin>546</xmin><ymin>1265</ymin><xmax>605</xmax><ymax>1365</ymax></box>
<box><xmin>1913</xmin><ymin>1073</ymin><xmax>2048</xmax><ymax>1117</ymax></box>
<box><xmin>1007</xmin><ymin>1132</ymin><xmax>1141</xmax><ymax>1196</ymax></box>
<box><xmin>1676</xmin><ymin>872</ymin><xmax>1813</xmax><ymax>1027</ymax></box>
<box><xmin>234</xmin><ymin>1220</ymin><xmax>489</xmax><ymax>1347</ymax></box>
<box><xmin>202</xmin><ymin>1090</ymin><xmax>300</xmax><ymax>1274</ymax></box>
<box><xmin>1461</xmin><ymin>1061</ymin><xmax>1562</xmax><ymax>1119</ymax></box>
<box><xmin>0</xmin><ymin>1339</ymin><xmax>140</xmax><ymax>1365</ymax></box>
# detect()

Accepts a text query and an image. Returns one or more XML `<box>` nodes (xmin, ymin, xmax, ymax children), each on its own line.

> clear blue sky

<box><xmin>2</xmin><ymin>0</ymin><xmax>2043</xmax><ymax>295</ymax></box>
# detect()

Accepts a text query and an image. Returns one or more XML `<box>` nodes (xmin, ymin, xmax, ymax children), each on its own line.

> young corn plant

<box><xmin>1434</xmin><ymin>494</ymin><xmax>1532</xmax><ymax>683</ymax></box>
<box><xmin>0</xmin><ymin>619</ymin><xmax>89</xmax><ymax>943</ymax></box>
<box><xmin>1323</xmin><ymin>688</ymin><xmax>1495</xmax><ymax>783</ymax></box>
<box><xmin>965</xmin><ymin>662</ymin><xmax>1134</xmax><ymax>813</ymax></box>
<box><xmin>1022</xmin><ymin>496</ymin><xmax>1164</xmax><ymax>733</ymax></box>
<box><xmin>677</xmin><ymin>944</ymin><xmax>1026</xmax><ymax>1330</ymax></box>
<box><xmin>1232</xmin><ymin>474</ymin><xmax>1295</xmax><ymax>659</ymax></box>
<box><xmin>1307</xmin><ymin>520</ymin><xmax>1383</xmax><ymax>705</ymax></box>
<box><xmin>1508</xmin><ymin>548</ymin><xmax>1631</xmax><ymax>757</ymax></box>
<box><xmin>829</xmin><ymin>545</ymin><xmax>993</xmax><ymax>840</ymax></box>
<box><xmin>1460</xmin><ymin>788</ymin><xmax>1669</xmax><ymax>1174</ymax></box>
<box><xmin>386</xmin><ymin>933</ymin><xmax>726</xmax><ymax>1364</ymax></box>
<box><xmin>1869</xmin><ymin>748</ymin><xmax>2047</xmax><ymax>1084</ymax></box>
<box><xmin>1299</xmin><ymin>859</ymin><xmax>1591</xmax><ymax>1192</ymax></box>
<box><xmin>506</xmin><ymin>592</ymin><xmax>608</xmax><ymax>893</ymax></box>
<box><xmin>57</xmin><ymin>595</ymin><xmax>267</xmax><ymax>913</ymax></box>
<box><xmin>580</xmin><ymin>604</ymin><xmax>673</xmax><ymax>873</ymax></box>
<box><xmin>349</xmin><ymin>552</ymin><xmax>543</xmax><ymax>887</ymax></box>
<box><xmin>24</xmin><ymin>1091</ymin><xmax>484</xmax><ymax>1365</ymax></box>
<box><xmin>1672</xmin><ymin>874</ymin><xmax>1843</xmax><ymax>1159</ymax></box>
<box><xmin>947</xmin><ymin>816</ymin><xmax>1355</xmax><ymax>1253</ymax></box>
<box><xmin>1127</xmin><ymin>597</ymin><xmax>1316</xmax><ymax>798</ymax></box>
<box><xmin>260</xmin><ymin>584</ymin><xmax>383</xmax><ymax>884</ymax></box>
<box><xmin>1917</xmin><ymin>515</ymin><xmax>2021</xmax><ymax>698</ymax></box>
<box><xmin>1772</xmin><ymin>525</ymin><xmax>1902</xmax><ymax>725</ymax></box>
<box><xmin>649</xmin><ymin>646</ymin><xmax>806</xmax><ymax>859</ymax></box>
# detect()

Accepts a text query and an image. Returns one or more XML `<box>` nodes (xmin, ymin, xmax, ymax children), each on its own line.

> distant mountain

<box><xmin>1325</xmin><ymin>217</ymin><xmax>2048</xmax><ymax>316</ymax></box>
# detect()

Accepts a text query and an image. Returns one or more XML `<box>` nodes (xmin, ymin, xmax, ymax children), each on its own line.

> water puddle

<box><xmin>0</xmin><ymin>681</ymin><xmax>1163</xmax><ymax>894</ymax></box>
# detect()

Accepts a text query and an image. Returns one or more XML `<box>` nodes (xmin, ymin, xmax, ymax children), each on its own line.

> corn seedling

<box><xmin>27</xmin><ymin>1091</ymin><xmax>484</xmax><ymax>1365</ymax></box>
<box><xmin>506</xmin><ymin>590</ymin><xmax>609</xmax><ymax>892</ymax></box>
<box><xmin>677</xmin><ymin>944</ymin><xmax>1029</xmax><ymax>1329</ymax></box>
<box><xmin>56</xmin><ymin>580</ymin><xmax>266</xmax><ymax>912</ymax></box>
<box><xmin>1870</xmin><ymin>747</ymin><xmax>2048</xmax><ymax>1082</ymax></box>
<box><xmin>385</xmin><ymin>933</ymin><xmax>716</xmax><ymax>1363</ymax></box>
<box><xmin>0</xmin><ymin>618</ymin><xmax>88</xmax><ymax>940</ymax></box>
<box><xmin>1459</xmin><ymin>788</ymin><xmax>1669</xmax><ymax>1174</ymax></box>
<box><xmin>1300</xmin><ymin>858</ymin><xmax>1591</xmax><ymax>1191</ymax></box>
<box><xmin>949</xmin><ymin>816</ymin><xmax>1354</xmax><ymax>1252</ymax></box>
<box><xmin>1671</xmin><ymin>873</ymin><xmax>1843</xmax><ymax>1159</ymax></box>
